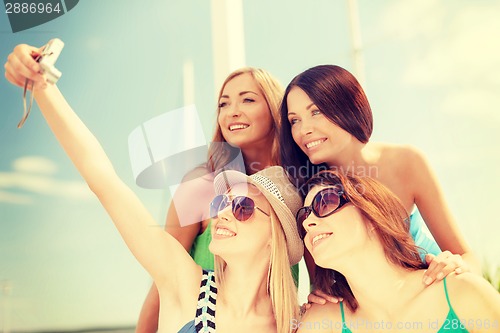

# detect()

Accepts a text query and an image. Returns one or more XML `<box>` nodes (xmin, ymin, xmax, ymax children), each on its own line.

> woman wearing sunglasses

<box><xmin>279</xmin><ymin>65</ymin><xmax>479</xmax><ymax>298</ymax></box>
<box><xmin>137</xmin><ymin>67</ymin><xmax>292</xmax><ymax>332</ymax></box>
<box><xmin>4</xmin><ymin>43</ymin><xmax>303</xmax><ymax>332</ymax></box>
<box><xmin>295</xmin><ymin>170</ymin><xmax>500</xmax><ymax>333</ymax></box>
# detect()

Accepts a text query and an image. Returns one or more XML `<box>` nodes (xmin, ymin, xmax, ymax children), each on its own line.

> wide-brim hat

<box><xmin>213</xmin><ymin>166</ymin><xmax>304</xmax><ymax>265</ymax></box>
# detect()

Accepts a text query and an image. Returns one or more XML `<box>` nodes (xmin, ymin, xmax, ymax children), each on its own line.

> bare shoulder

<box><xmin>181</xmin><ymin>165</ymin><xmax>214</xmax><ymax>185</ymax></box>
<box><xmin>296</xmin><ymin>302</ymin><xmax>342</xmax><ymax>332</ymax></box>
<box><xmin>445</xmin><ymin>273</ymin><xmax>500</xmax><ymax>299</ymax></box>
<box><xmin>175</xmin><ymin>166</ymin><xmax>215</xmax><ymax>201</ymax></box>
<box><xmin>364</xmin><ymin>143</ymin><xmax>424</xmax><ymax>186</ymax></box>
<box><xmin>377</xmin><ymin>144</ymin><xmax>432</xmax><ymax>185</ymax></box>
<box><xmin>182</xmin><ymin>165</ymin><xmax>213</xmax><ymax>180</ymax></box>
<box><xmin>371</xmin><ymin>143</ymin><xmax>425</xmax><ymax>166</ymax></box>
<box><xmin>442</xmin><ymin>273</ymin><xmax>500</xmax><ymax>321</ymax></box>
<box><xmin>168</xmin><ymin>166</ymin><xmax>215</xmax><ymax>227</ymax></box>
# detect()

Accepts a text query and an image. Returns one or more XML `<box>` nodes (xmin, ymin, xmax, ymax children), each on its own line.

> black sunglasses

<box><xmin>296</xmin><ymin>187</ymin><xmax>349</xmax><ymax>239</ymax></box>
<box><xmin>210</xmin><ymin>194</ymin><xmax>270</xmax><ymax>222</ymax></box>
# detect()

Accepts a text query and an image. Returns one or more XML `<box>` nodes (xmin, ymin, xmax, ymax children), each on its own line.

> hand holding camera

<box><xmin>37</xmin><ymin>38</ymin><xmax>64</xmax><ymax>84</ymax></box>
<box><xmin>3</xmin><ymin>38</ymin><xmax>65</xmax><ymax>127</ymax></box>
<box><xmin>4</xmin><ymin>38</ymin><xmax>64</xmax><ymax>89</ymax></box>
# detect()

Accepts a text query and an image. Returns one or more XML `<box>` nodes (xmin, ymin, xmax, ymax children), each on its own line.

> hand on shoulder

<box><xmin>296</xmin><ymin>301</ymin><xmax>342</xmax><ymax>332</ymax></box>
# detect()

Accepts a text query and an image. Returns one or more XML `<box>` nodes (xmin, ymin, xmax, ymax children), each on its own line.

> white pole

<box><xmin>210</xmin><ymin>0</ymin><xmax>246</xmax><ymax>97</ymax></box>
<box><xmin>347</xmin><ymin>0</ymin><xmax>366</xmax><ymax>87</ymax></box>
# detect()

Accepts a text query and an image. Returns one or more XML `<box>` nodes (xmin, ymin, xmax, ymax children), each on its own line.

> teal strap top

<box><xmin>437</xmin><ymin>277</ymin><xmax>469</xmax><ymax>332</ymax></box>
<box><xmin>339</xmin><ymin>301</ymin><xmax>351</xmax><ymax>333</ymax></box>
<box><xmin>339</xmin><ymin>277</ymin><xmax>469</xmax><ymax>333</ymax></box>
<box><xmin>409</xmin><ymin>209</ymin><xmax>441</xmax><ymax>260</ymax></box>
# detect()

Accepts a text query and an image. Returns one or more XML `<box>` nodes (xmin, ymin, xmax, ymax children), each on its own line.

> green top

<box><xmin>189</xmin><ymin>220</ymin><xmax>214</xmax><ymax>270</ymax></box>
<box><xmin>436</xmin><ymin>277</ymin><xmax>469</xmax><ymax>333</ymax></box>
<box><xmin>189</xmin><ymin>220</ymin><xmax>300</xmax><ymax>284</ymax></box>
<box><xmin>339</xmin><ymin>277</ymin><xmax>469</xmax><ymax>333</ymax></box>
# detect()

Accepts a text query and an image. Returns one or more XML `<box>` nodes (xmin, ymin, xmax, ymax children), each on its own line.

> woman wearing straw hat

<box><xmin>4</xmin><ymin>43</ymin><xmax>303</xmax><ymax>332</ymax></box>
<box><xmin>295</xmin><ymin>170</ymin><xmax>500</xmax><ymax>333</ymax></box>
<box><xmin>138</xmin><ymin>66</ymin><xmax>299</xmax><ymax>332</ymax></box>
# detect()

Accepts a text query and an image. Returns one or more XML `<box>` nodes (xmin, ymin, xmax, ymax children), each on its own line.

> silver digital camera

<box><xmin>38</xmin><ymin>38</ymin><xmax>64</xmax><ymax>84</ymax></box>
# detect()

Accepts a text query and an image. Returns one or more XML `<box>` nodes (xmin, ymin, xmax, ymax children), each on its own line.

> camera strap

<box><xmin>17</xmin><ymin>50</ymin><xmax>48</xmax><ymax>129</ymax></box>
<box><xmin>18</xmin><ymin>79</ymin><xmax>36</xmax><ymax>128</ymax></box>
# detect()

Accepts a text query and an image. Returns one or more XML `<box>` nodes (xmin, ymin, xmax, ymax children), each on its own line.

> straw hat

<box><xmin>213</xmin><ymin>166</ymin><xmax>304</xmax><ymax>265</ymax></box>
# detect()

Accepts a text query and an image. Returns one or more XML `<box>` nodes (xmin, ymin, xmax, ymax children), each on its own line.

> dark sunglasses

<box><xmin>296</xmin><ymin>187</ymin><xmax>350</xmax><ymax>239</ymax></box>
<box><xmin>210</xmin><ymin>194</ymin><xmax>270</xmax><ymax>222</ymax></box>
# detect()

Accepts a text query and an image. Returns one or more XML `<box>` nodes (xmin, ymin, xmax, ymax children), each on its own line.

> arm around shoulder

<box><xmin>403</xmin><ymin>146</ymin><xmax>481</xmax><ymax>274</ymax></box>
<box><xmin>296</xmin><ymin>302</ymin><xmax>342</xmax><ymax>332</ymax></box>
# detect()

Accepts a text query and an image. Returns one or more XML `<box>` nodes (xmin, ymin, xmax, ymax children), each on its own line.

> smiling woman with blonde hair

<box><xmin>137</xmin><ymin>66</ymin><xmax>301</xmax><ymax>331</ymax></box>
<box><xmin>208</xmin><ymin>67</ymin><xmax>284</xmax><ymax>173</ymax></box>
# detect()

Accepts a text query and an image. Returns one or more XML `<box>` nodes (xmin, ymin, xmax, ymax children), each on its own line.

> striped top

<box><xmin>178</xmin><ymin>270</ymin><xmax>217</xmax><ymax>333</ymax></box>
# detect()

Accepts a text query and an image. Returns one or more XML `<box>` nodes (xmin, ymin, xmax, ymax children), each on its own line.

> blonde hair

<box><xmin>214</xmin><ymin>209</ymin><xmax>298</xmax><ymax>333</ymax></box>
<box><xmin>207</xmin><ymin>67</ymin><xmax>284</xmax><ymax>173</ymax></box>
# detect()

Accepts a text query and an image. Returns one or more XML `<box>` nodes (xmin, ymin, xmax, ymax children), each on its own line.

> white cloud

<box><xmin>0</xmin><ymin>190</ymin><xmax>32</xmax><ymax>205</ymax></box>
<box><xmin>403</xmin><ymin>5</ymin><xmax>500</xmax><ymax>86</ymax></box>
<box><xmin>380</xmin><ymin>0</ymin><xmax>445</xmax><ymax>41</ymax></box>
<box><xmin>430</xmin><ymin>145</ymin><xmax>500</xmax><ymax>169</ymax></box>
<box><xmin>380</xmin><ymin>2</ymin><xmax>500</xmax><ymax>121</ymax></box>
<box><xmin>0</xmin><ymin>156</ymin><xmax>93</xmax><ymax>204</ymax></box>
<box><xmin>440</xmin><ymin>89</ymin><xmax>500</xmax><ymax>122</ymax></box>
<box><xmin>12</xmin><ymin>156</ymin><xmax>58</xmax><ymax>175</ymax></box>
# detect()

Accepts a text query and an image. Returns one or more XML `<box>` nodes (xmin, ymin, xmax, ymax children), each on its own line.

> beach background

<box><xmin>1</xmin><ymin>0</ymin><xmax>499</xmax><ymax>331</ymax></box>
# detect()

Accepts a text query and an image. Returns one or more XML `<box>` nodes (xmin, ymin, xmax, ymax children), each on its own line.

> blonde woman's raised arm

<box><xmin>4</xmin><ymin>43</ymin><xmax>200</xmax><ymax>289</ymax></box>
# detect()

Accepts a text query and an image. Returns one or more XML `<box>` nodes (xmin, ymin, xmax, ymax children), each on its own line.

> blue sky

<box><xmin>0</xmin><ymin>0</ymin><xmax>499</xmax><ymax>330</ymax></box>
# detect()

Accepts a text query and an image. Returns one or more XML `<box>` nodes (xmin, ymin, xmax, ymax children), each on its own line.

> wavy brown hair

<box><xmin>302</xmin><ymin>170</ymin><xmax>427</xmax><ymax>312</ymax></box>
<box><xmin>207</xmin><ymin>67</ymin><xmax>284</xmax><ymax>174</ymax></box>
